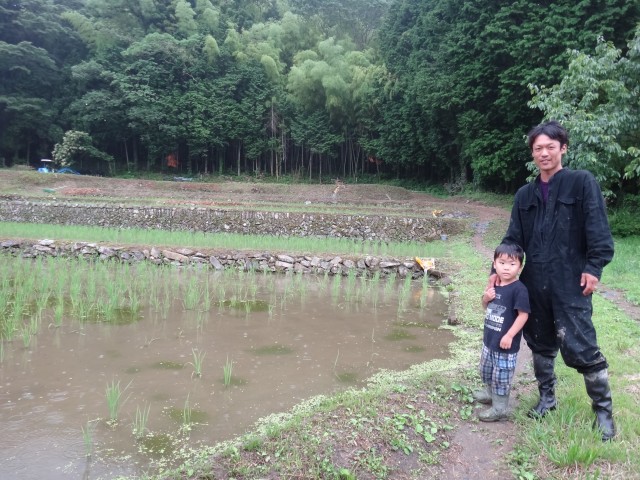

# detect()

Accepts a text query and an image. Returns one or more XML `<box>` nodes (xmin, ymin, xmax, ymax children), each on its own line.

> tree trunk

<box><xmin>237</xmin><ymin>142</ymin><xmax>241</xmax><ymax>176</ymax></box>
<box><xmin>132</xmin><ymin>137</ymin><xmax>139</xmax><ymax>171</ymax></box>
<box><xmin>124</xmin><ymin>140</ymin><xmax>130</xmax><ymax>172</ymax></box>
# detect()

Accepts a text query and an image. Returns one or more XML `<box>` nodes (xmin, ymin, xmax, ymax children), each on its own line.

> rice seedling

<box><xmin>85</xmin><ymin>269</ymin><xmax>97</xmax><ymax>304</ymax></box>
<box><xmin>384</xmin><ymin>272</ymin><xmax>397</xmax><ymax>297</ymax></box>
<box><xmin>29</xmin><ymin>313</ymin><xmax>39</xmax><ymax>335</ymax></box>
<box><xmin>331</xmin><ymin>275</ymin><xmax>342</xmax><ymax>304</ymax></box>
<box><xmin>2</xmin><ymin>221</ymin><xmax>450</xmax><ymax>258</ymax></box>
<box><xmin>202</xmin><ymin>279</ymin><xmax>212</xmax><ymax>312</ymax></box>
<box><xmin>35</xmin><ymin>290</ymin><xmax>50</xmax><ymax>313</ymax></box>
<box><xmin>195</xmin><ymin>311</ymin><xmax>206</xmax><ymax>332</ymax></box>
<box><xmin>81</xmin><ymin>421</ymin><xmax>94</xmax><ymax>457</ymax></box>
<box><xmin>132</xmin><ymin>404</ymin><xmax>151</xmax><ymax>439</ymax></box>
<box><xmin>150</xmin><ymin>289</ymin><xmax>162</xmax><ymax>313</ymax></box>
<box><xmin>3</xmin><ymin>315</ymin><xmax>18</xmax><ymax>341</ymax></box>
<box><xmin>68</xmin><ymin>275</ymin><xmax>82</xmax><ymax>311</ymax></box>
<box><xmin>105</xmin><ymin>379</ymin><xmax>130</xmax><ymax>424</ymax></box>
<box><xmin>216</xmin><ymin>284</ymin><xmax>226</xmax><ymax>303</ymax></box>
<box><xmin>161</xmin><ymin>293</ymin><xmax>171</xmax><ymax>319</ymax></box>
<box><xmin>182</xmin><ymin>395</ymin><xmax>192</xmax><ymax>429</ymax></box>
<box><xmin>20</xmin><ymin>326</ymin><xmax>31</xmax><ymax>348</ymax></box>
<box><xmin>183</xmin><ymin>276</ymin><xmax>201</xmax><ymax>310</ymax></box>
<box><xmin>345</xmin><ymin>269</ymin><xmax>357</xmax><ymax>301</ymax></box>
<box><xmin>189</xmin><ymin>348</ymin><xmax>206</xmax><ymax>378</ymax></box>
<box><xmin>223</xmin><ymin>356</ymin><xmax>233</xmax><ymax>387</ymax></box>
<box><xmin>129</xmin><ymin>289</ymin><xmax>141</xmax><ymax>315</ymax></box>
<box><xmin>49</xmin><ymin>297</ymin><xmax>62</xmax><ymax>328</ymax></box>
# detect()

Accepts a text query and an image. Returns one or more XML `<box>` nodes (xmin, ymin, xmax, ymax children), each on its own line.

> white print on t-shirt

<box><xmin>485</xmin><ymin>292</ymin><xmax>506</xmax><ymax>332</ymax></box>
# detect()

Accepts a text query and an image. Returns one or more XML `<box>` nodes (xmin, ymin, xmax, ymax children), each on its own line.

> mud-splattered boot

<box><xmin>584</xmin><ymin>369</ymin><xmax>616</xmax><ymax>442</ymax></box>
<box><xmin>472</xmin><ymin>384</ymin><xmax>492</xmax><ymax>405</ymax></box>
<box><xmin>478</xmin><ymin>392</ymin><xmax>510</xmax><ymax>422</ymax></box>
<box><xmin>528</xmin><ymin>353</ymin><xmax>557</xmax><ymax>418</ymax></box>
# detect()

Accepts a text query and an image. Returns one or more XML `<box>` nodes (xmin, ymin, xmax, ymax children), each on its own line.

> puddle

<box><xmin>0</xmin><ymin>258</ymin><xmax>454</xmax><ymax>479</ymax></box>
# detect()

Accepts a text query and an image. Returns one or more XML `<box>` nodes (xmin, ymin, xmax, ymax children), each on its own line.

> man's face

<box><xmin>531</xmin><ymin>134</ymin><xmax>566</xmax><ymax>179</ymax></box>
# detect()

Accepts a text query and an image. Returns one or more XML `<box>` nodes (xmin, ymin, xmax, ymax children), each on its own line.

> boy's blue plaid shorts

<box><xmin>479</xmin><ymin>345</ymin><xmax>518</xmax><ymax>396</ymax></box>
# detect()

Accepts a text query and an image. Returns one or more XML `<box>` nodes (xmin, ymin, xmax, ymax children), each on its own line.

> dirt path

<box><xmin>440</xmin><ymin>210</ymin><xmax>534</xmax><ymax>479</ymax></box>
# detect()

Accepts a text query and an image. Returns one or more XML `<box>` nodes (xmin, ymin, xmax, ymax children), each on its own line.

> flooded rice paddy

<box><xmin>0</xmin><ymin>256</ymin><xmax>454</xmax><ymax>479</ymax></box>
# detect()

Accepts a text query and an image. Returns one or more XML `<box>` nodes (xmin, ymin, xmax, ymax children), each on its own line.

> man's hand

<box><xmin>487</xmin><ymin>273</ymin><xmax>499</xmax><ymax>289</ymax></box>
<box><xmin>580</xmin><ymin>272</ymin><xmax>599</xmax><ymax>296</ymax></box>
<box><xmin>482</xmin><ymin>286</ymin><xmax>496</xmax><ymax>307</ymax></box>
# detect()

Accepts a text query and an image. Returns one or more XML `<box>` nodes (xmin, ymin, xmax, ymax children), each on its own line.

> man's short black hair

<box><xmin>527</xmin><ymin>120</ymin><xmax>569</xmax><ymax>150</ymax></box>
<box><xmin>494</xmin><ymin>242</ymin><xmax>524</xmax><ymax>265</ymax></box>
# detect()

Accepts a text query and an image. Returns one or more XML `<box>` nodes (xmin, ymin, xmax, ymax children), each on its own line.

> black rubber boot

<box><xmin>528</xmin><ymin>353</ymin><xmax>557</xmax><ymax>418</ymax></box>
<box><xmin>584</xmin><ymin>369</ymin><xmax>616</xmax><ymax>442</ymax></box>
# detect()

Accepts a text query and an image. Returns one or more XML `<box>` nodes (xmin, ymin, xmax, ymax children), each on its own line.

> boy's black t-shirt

<box><xmin>483</xmin><ymin>280</ymin><xmax>530</xmax><ymax>354</ymax></box>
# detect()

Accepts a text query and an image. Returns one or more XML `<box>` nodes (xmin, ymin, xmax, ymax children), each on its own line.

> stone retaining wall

<box><xmin>0</xmin><ymin>200</ymin><xmax>466</xmax><ymax>242</ymax></box>
<box><xmin>0</xmin><ymin>239</ymin><xmax>451</xmax><ymax>283</ymax></box>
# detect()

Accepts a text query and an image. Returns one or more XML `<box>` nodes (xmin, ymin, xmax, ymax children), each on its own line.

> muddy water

<box><xmin>0</xmin><ymin>269</ymin><xmax>453</xmax><ymax>479</ymax></box>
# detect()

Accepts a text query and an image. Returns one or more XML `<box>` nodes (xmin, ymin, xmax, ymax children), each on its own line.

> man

<box><xmin>496</xmin><ymin>120</ymin><xmax>616</xmax><ymax>441</ymax></box>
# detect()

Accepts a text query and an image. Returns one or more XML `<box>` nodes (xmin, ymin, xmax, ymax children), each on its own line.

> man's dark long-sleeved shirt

<box><xmin>503</xmin><ymin>168</ymin><xmax>614</xmax><ymax>284</ymax></box>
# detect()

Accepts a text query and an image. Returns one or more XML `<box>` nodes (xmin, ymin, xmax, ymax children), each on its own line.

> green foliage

<box><xmin>376</xmin><ymin>0</ymin><xmax>639</xmax><ymax>190</ymax></box>
<box><xmin>203</xmin><ymin>35</ymin><xmax>219</xmax><ymax>64</ymax></box>
<box><xmin>529</xmin><ymin>27</ymin><xmax>640</xmax><ymax>197</ymax></box>
<box><xmin>608</xmin><ymin>194</ymin><xmax>640</xmax><ymax>237</ymax></box>
<box><xmin>1</xmin><ymin>0</ymin><xmax>638</xmax><ymax>195</ymax></box>
<box><xmin>52</xmin><ymin>130</ymin><xmax>114</xmax><ymax>173</ymax></box>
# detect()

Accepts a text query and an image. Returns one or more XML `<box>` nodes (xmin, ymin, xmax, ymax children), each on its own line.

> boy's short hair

<box><xmin>527</xmin><ymin>120</ymin><xmax>569</xmax><ymax>150</ymax></box>
<box><xmin>494</xmin><ymin>242</ymin><xmax>524</xmax><ymax>264</ymax></box>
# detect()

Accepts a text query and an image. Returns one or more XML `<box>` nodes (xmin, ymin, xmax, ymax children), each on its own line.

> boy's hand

<box><xmin>500</xmin><ymin>334</ymin><xmax>513</xmax><ymax>349</ymax></box>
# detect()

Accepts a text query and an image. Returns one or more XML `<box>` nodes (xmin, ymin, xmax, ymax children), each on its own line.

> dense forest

<box><xmin>1</xmin><ymin>0</ymin><xmax>639</xmax><ymax>196</ymax></box>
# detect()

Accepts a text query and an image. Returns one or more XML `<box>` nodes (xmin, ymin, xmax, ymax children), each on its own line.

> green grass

<box><xmin>512</xmin><ymin>247</ymin><xmax>640</xmax><ymax>479</ymax></box>
<box><xmin>0</xmin><ymin>221</ymin><xmax>449</xmax><ymax>258</ymax></box>
<box><xmin>601</xmin><ymin>236</ymin><xmax>640</xmax><ymax>305</ymax></box>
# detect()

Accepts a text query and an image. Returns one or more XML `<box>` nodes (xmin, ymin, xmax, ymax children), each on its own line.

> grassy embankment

<box><xmin>1</xmin><ymin>204</ymin><xmax>639</xmax><ymax>479</ymax></box>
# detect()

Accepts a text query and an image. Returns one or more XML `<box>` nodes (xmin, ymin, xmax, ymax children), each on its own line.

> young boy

<box><xmin>474</xmin><ymin>243</ymin><xmax>530</xmax><ymax>422</ymax></box>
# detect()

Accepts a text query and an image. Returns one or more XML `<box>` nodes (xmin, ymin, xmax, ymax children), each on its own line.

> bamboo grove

<box><xmin>1</xmin><ymin>0</ymin><xmax>639</xmax><ymax>194</ymax></box>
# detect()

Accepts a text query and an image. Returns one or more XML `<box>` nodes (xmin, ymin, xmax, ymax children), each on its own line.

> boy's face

<box><xmin>493</xmin><ymin>254</ymin><xmax>521</xmax><ymax>284</ymax></box>
<box><xmin>531</xmin><ymin>134</ymin><xmax>566</xmax><ymax>178</ymax></box>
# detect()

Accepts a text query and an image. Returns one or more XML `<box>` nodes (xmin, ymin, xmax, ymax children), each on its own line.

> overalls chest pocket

<box><xmin>556</xmin><ymin>195</ymin><xmax>581</xmax><ymax>233</ymax></box>
<box><xmin>518</xmin><ymin>201</ymin><xmax>538</xmax><ymax>240</ymax></box>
